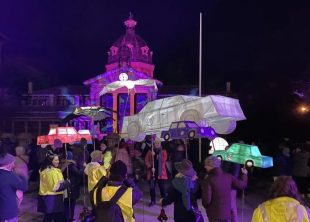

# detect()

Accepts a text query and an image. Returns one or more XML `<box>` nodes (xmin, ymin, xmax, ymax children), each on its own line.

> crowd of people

<box><xmin>0</xmin><ymin>136</ymin><xmax>309</xmax><ymax>222</ymax></box>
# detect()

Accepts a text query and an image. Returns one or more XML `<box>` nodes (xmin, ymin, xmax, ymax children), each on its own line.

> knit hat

<box><xmin>90</xmin><ymin>150</ymin><xmax>103</xmax><ymax>162</ymax></box>
<box><xmin>174</xmin><ymin>159</ymin><xmax>197</xmax><ymax>177</ymax></box>
<box><xmin>204</xmin><ymin>155</ymin><xmax>221</xmax><ymax>168</ymax></box>
<box><xmin>110</xmin><ymin>160</ymin><xmax>127</xmax><ymax>178</ymax></box>
<box><xmin>0</xmin><ymin>153</ymin><xmax>15</xmax><ymax>167</ymax></box>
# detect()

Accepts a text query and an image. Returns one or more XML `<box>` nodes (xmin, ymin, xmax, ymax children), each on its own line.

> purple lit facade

<box><xmin>83</xmin><ymin>14</ymin><xmax>162</xmax><ymax>133</ymax></box>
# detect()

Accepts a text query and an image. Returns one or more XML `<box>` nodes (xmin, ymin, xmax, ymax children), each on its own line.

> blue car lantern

<box><xmin>161</xmin><ymin>120</ymin><xmax>217</xmax><ymax>141</ymax></box>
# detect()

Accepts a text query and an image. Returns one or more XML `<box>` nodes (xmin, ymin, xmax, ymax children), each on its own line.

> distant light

<box><xmin>298</xmin><ymin>105</ymin><xmax>309</xmax><ymax>114</ymax></box>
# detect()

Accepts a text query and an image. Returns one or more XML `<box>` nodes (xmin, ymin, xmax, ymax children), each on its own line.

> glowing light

<box><xmin>126</xmin><ymin>81</ymin><xmax>135</xmax><ymax>89</ymax></box>
<box><xmin>209</xmin><ymin>137</ymin><xmax>229</xmax><ymax>154</ymax></box>
<box><xmin>300</xmin><ymin>106</ymin><xmax>309</xmax><ymax>113</ymax></box>
<box><xmin>119</xmin><ymin>73</ymin><xmax>128</xmax><ymax>81</ymax></box>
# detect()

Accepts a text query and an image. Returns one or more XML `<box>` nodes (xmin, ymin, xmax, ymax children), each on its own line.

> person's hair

<box><xmin>40</xmin><ymin>152</ymin><xmax>59</xmax><ymax>171</ymax></box>
<box><xmin>269</xmin><ymin>176</ymin><xmax>301</xmax><ymax>202</ymax></box>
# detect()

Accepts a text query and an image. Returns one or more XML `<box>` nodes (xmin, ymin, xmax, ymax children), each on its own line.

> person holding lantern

<box><xmin>145</xmin><ymin>137</ymin><xmax>168</xmax><ymax>207</ymax></box>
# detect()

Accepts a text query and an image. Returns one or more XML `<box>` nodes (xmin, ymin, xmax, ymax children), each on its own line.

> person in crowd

<box><xmin>14</xmin><ymin>145</ymin><xmax>29</xmax><ymax>206</ymax></box>
<box><xmin>141</xmin><ymin>135</ymin><xmax>152</xmax><ymax>159</ymax></box>
<box><xmin>100</xmin><ymin>139</ymin><xmax>112</xmax><ymax>171</ymax></box>
<box><xmin>73</xmin><ymin>138</ymin><xmax>90</xmax><ymax>170</ymax></box>
<box><xmin>92</xmin><ymin>160</ymin><xmax>143</xmax><ymax>222</ymax></box>
<box><xmin>202</xmin><ymin>156</ymin><xmax>248</xmax><ymax>222</ymax></box>
<box><xmin>171</xmin><ymin>140</ymin><xmax>186</xmax><ymax>177</ymax></box>
<box><xmin>28</xmin><ymin>141</ymin><xmax>40</xmax><ymax>181</ymax></box>
<box><xmin>38</xmin><ymin>152</ymin><xmax>70</xmax><ymax>222</ymax></box>
<box><xmin>160</xmin><ymin>159</ymin><xmax>200</xmax><ymax>222</ymax></box>
<box><xmin>292</xmin><ymin>146</ymin><xmax>310</xmax><ymax>198</ymax></box>
<box><xmin>84</xmin><ymin>150</ymin><xmax>106</xmax><ymax>191</ymax></box>
<box><xmin>251</xmin><ymin>176</ymin><xmax>310</xmax><ymax>221</ymax></box>
<box><xmin>61</xmin><ymin>151</ymin><xmax>83</xmax><ymax>222</ymax></box>
<box><xmin>273</xmin><ymin>146</ymin><xmax>293</xmax><ymax>181</ymax></box>
<box><xmin>132</xmin><ymin>147</ymin><xmax>145</xmax><ymax>183</ymax></box>
<box><xmin>0</xmin><ymin>143</ymin><xmax>28</xmax><ymax>222</ymax></box>
<box><xmin>222</xmin><ymin>160</ymin><xmax>241</xmax><ymax>222</ymax></box>
<box><xmin>115</xmin><ymin>139</ymin><xmax>133</xmax><ymax>177</ymax></box>
<box><xmin>145</xmin><ymin>137</ymin><xmax>168</xmax><ymax>207</ymax></box>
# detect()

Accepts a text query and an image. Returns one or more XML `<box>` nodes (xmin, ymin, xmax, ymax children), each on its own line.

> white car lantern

<box><xmin>209</xmin><ymin>137</ymin><xmax>229</xmax><ymax>154</ymax></box>
<box><xmin>121</xmin><ymin>95</ymin><xmax>246</xmax><ymax>142</ymax></box>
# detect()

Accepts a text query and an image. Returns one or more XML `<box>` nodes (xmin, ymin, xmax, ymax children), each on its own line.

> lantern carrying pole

<box><xmin>198</xmin><ymin>12</ymin><xmax>203</xmax><ymax>162</ymax></box>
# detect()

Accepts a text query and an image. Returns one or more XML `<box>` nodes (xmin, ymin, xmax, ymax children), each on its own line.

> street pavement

<box><xmin>18</xmin><ymin>179</ymin><xmax>309</xmax><ymax>222</ymax></box>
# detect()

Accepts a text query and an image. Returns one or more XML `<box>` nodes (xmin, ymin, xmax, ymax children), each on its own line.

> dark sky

<box><xmin>1</xmin><ymin>0</ymin><xmax>310</xmax><ymax>91</ymax></box>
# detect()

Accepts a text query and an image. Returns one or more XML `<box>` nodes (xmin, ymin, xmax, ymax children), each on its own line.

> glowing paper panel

<box><xmin>212</xmin><ymin>143</ymin><xmax>273</xmax><ymax>168</ymax></box>
<box><xmin>37</xmin><ymin>127</ymin><xmax>92</xmax><ymax>145</ymax></box>
<box><xmin>209</xmin><ymin>137</ymin><xmax>229</xmax><ymax>154</ymax></box>
<box><xmin>121</xmin><ymin>95</ymin><xmax>246</xmax><ymax>141</ymax></box>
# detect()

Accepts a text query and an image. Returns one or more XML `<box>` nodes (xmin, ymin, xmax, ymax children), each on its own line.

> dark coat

<box><xmin>201</xmin><ymin>167</ymin><xmax>247</xmax><ymax>221</ymax></box>
<box><xmin>62</xmin><ymin>161</ymin><xmax>83</xmax><ymax>200</ymax></box>
<box><xmin>0</xmin><ymin>170</ymin><xmax>28</xmax><ymax>220</ymax></box>
<box><xmin>162</xmin><ymin>177</ymin><xmax>199</xmax><ymax>222</ymax></box>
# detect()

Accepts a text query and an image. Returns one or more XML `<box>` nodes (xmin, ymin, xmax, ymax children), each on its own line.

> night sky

<box><xmin>1</xmin><ymin>0</ymin><xmax>310</xmax><ymax>92</ymax></box>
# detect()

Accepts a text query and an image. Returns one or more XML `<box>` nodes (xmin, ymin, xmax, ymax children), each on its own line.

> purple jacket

<box><xmin>201</xmin><ymin>167</ymin><xmax>247</xmax><ymax>221</ymax></box>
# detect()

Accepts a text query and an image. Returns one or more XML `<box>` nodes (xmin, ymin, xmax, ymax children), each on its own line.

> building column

<box><xmin>130</xmin><ymin>91</ymin><xmax>135</xmax><ymax>115</ymax></box>
<box><xmin>112</xmin><ymin>93</ymin><xmax>118</xmax><ymax>133</ymax></box>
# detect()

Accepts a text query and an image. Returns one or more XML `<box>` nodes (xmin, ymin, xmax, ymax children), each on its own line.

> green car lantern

<box><xmin>212</xmin><ymin>143</ymin><xmax>273</xmax><ymax>168</ymax></box>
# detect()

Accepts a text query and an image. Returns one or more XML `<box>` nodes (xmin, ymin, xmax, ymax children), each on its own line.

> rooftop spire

<box><xmin>124</xmin><ymin>12</ymin><xmax>137</xmax><ymax>33</ymax></box>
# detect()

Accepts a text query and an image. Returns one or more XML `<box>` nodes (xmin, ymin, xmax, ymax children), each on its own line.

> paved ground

<box><xmin>18</xmin><ymin>179</ymin><xmax>309</xmax><ymax>222</ymax></box>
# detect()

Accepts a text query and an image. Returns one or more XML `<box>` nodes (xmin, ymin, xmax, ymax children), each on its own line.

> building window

<box><xmin>117</xmin><ymin>94</ymin><xmax>130</xmax><ymax>132</ymax></box>
<box><xmin>135</xmin><ymin>93</ymin><xmax>148</xmax><ymax>113</ymax></box>
<box><xmin>99</xmin><ymin>93</ymin><xmax>113</xmax><ymax>133</ymax></box>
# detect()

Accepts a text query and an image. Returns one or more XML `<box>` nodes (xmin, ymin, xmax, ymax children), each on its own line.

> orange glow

<box><xmin>299</xmin><ymin>105</ymin><xmax>309</xmax><ymax>113</ymax></box>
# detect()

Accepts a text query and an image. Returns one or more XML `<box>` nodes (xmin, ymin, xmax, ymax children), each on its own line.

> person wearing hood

<box><xmin>0</xmin><ymin>146</ymin><xmax>28</xmax><ymax>222</ymax></box>
<box><xmin>160</xmin><ymin>159</ymin><xmax>200</xmax><ymax>222</ymax></box>
<box><xmin>84</xmin><ymin>150</ymin><xmax>107</xmax><ymax>191</ymax></box>
<box><xmin>61</xmin><ymin>151</ymin><xmax>83</xmax><ymax>222</ymax></box>
<box><xmin>251</xmin><ymin>176</ymin><xmax>310</xmax><ymax>222</ymax></box>
<box><xmin>202</xmin><ymin>156</ymin><xmax>248</xmax><ymax>222</ymax></box>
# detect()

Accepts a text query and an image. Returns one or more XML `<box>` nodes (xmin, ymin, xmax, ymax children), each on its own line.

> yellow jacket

<box><xmin>103</xmin><ymin>151</ymin><xmax>112</xmax><ymax>170</ymax></box>
<box><xmin>94</xmin><ymin>185</ymin><xmax>134</xmax><ymax>222</ymax></box>
<box><xmin>252</xmin><ymin>196</ymin><xmax>309</xmax><ymax>222</ymax></box>
<box><xmin>87</xmin><ymin>164</ymin><xmax>107</xmax><ymax>191</ymax></box>
<box><xmin>39</xmin><ymin>167</ymin><xmax>64</xmax><ymax>195</ymax></box>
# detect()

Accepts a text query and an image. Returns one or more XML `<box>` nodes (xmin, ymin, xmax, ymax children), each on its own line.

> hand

<box><xmin>152</xmin><ymin>151</ymin><xmax>155</xmax><ymax>156</ymax></box>
<box><xmin>151</xmin><ymin>167</ymin><xmax>155</xmax><ymax>173</ymax></box>
<box><xmin>241</xmin><ymin>168</ymin><xmax>248</xmax><ymax>175</ymax></box>
<box><xmin>83</xmin><ymin>162</ymin><xmax>87</xmax><ymax>167</ymax></box>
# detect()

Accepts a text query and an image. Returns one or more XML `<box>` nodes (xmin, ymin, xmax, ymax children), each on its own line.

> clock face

<box><xmin>119</xmin><ymin>73</ymin><xmax>128</xmax><ymax>81</ymax></box>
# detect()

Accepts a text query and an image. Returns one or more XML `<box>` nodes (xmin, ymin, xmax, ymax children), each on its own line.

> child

<box><xmin>84</xmin><ymin>150</ymin><xmax>106</xmax><ymax>191</ymax></box>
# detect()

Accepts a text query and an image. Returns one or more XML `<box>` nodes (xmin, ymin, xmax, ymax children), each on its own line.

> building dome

<box><xmin>107</xmin><ymin>14</ymin><xmax>153</xmax><ymax>65</ymax></box>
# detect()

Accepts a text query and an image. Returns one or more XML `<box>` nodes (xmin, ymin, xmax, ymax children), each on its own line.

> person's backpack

<box><xmin>94</xmin><ymin>185</ymin><xmax>128</xmax><ymax>222</ymax></box>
